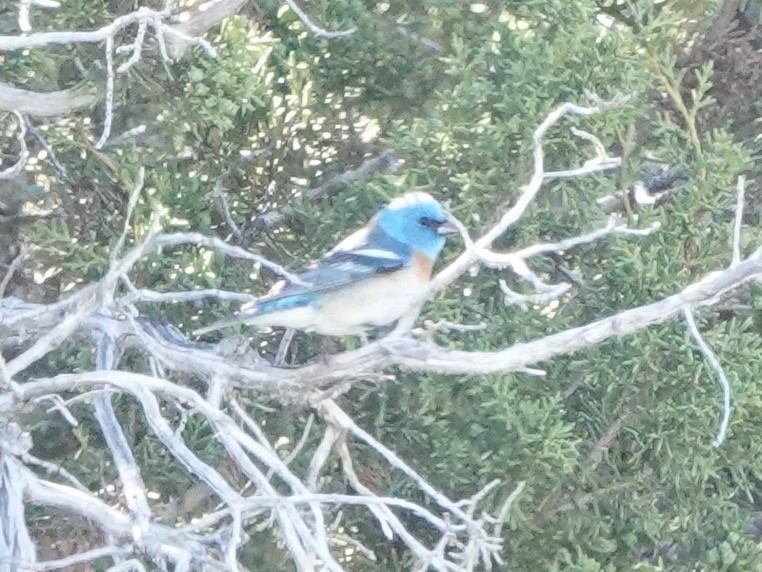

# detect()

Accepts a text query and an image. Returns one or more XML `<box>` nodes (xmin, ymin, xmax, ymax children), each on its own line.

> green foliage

<box><xmin>180</xmin><ymin>17</ymin><xmax>275</xmax><ymax>132</ymax></box>
<box><xmin>9</xmin><ymin>0</ymin><xmax>761</xmax><ymax>569</ymax></box>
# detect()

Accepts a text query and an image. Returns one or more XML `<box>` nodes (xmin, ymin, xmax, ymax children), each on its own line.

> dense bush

<box><xmin>2</xmin><ymin>0</ymin><xmax>760</xmax><ymax>569</ymax></box>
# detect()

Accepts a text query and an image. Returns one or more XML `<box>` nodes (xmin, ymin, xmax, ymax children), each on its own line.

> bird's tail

<box><xmin>192</xmin><ymin>293</ymin><xmax>312</xmax><ymax>336</ymax></box>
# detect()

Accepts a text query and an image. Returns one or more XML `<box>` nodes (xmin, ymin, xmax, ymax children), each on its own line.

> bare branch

<box><xmin>0</xmin><ymin>424</ymin><xmax>36</xmax><ymax>567</ymax></box>
<box><xmin>213</xmin><ymin>176</ymin><xmax>243</xmax><ymax>240</ymax></box>
<box><xmin>306</xmin><ymin>424</ymin><xmax>340</xmax><ymax>491</ymax></box>
<box><xmin>124</xmin><ymin>285</ymin><xmax>257</xmax><ymax>304</ymax></box>
<box><xmin>732</xmin><ymin>175</ymin><xmax>745</xmax><ymax>266</ymax></box>
<box><xmin>166</xmin><ymin>0</ymin><xmax>250</xmax><ymax>59</ymax></box>
<box><xmin>282</xmin><ymin>0</ymin><xmax>357</xmax><ymax>39</ymax></box>
<box><xmin>493</xmin><ymin>481</ymin><xmax>525</xmax><ymax>539</ymax></box>
<box><xmin>498</xmin><ymin>278</ymin><xmax>569</xmax><ymax>309</ymax></box>
<box><xmin>334</xmin><ymin>437</ymin><xmax>436</xmax><ymax>565</ymax></box>
<box><xmin>2</xmin><ymin>254</ymin><xmax>759</xmax><ymax>398</ymax></box>
<box><xmin>4</xmin><ymin>218</ymin><xmax>163</xmax><ymax>378</ymax></box>
<box><xmin>21</xmin><ymin>453</ymin><xmax>89</xmax><ymax>494</ymax></box>
<box><xmin>3</xmin><ymin>546</ymin><xmax>130</xmax><ymax>572</ymax></box>
<box><xmin>262</xmin><ymin>254</ymin><xmax>761</xmax><ymax>384</ymax></box>
<box><xmin>0</xmin><ymin>8</ymin><xmax>168</xmax><ymax>51</ymax></box>
<box><xmin>17</xmin><ymin>0</ymin><xmax>60</xmax><ymax>33</ymax></box>
<box><xmin>307</xmin><ymin>149</ymin><xmax>397</xmax><ymax>200</ymax></box>
<box><xmin>0</xmin><ymin>8</ymin><xmax>217</xmax><ymax>146</ymax></box>
<box><xmin>480</xmin><ymin>216</ymin><xmax>660</xmax><ymax>265</ymax></box>
<box><xmin>283</xmin><ymin>412</ymin><xmax>315</xmax><ymax>467</ymax></box>
<box><xmin>0</xmin><ymin>83</ymin><xmax>98</xmax><ymax>116</ymax></box>
<box><xmin>23</xmin><ymin>117</ymin><xmax>74</xmax><ymax>185</ymax></box>
<box><xmin>116</xmin><ymin>19</ymin><xmax>148</xmax><ymax>73</ymax></box>
<box><xmin>0</xmin><ymin>111</ymin><xmax>28</xmax><ymax>181</ymax></box>
<box><xmin>111</xmin><ymin>167</ymin><xmax>145</xmax><ymax>263</ymax></box>
<box><xmin>145</xmin><ymin>232</ymin><xmax>307</xmax><ymax>286</ymax></box>
<box><xmin>429</xmin><ymin>94</ymin><xmax>632</xmax><ymax>296</ymax></box>
<box><xmin>586</xmin><ymin>408</ymin><xmax>637</xmax><ymax>470</ymax></box>
<box><xmin>22</xmin><ymin>469</ymin><xmax>214</xmax><ymax>568</ymax></box>
<box><xmin>31</xmin><ymin>393</ymin><xmax>79</xmax><ymax>427</ymax></box>
<box><xmin>95</xmin><ymin>33</ymin><xmax>115</xmax><ymax>148</ymax></box>
<box><xmin>682</xmin><ymin>307</ymin><xmax>732</xmax><ymax>447</ymax></box>
<box><xmin>0</xmin><ymin>246</ymin><xmax>28</xmax><ymax>299</ymax></box>
<box><xmin>275</xmin><ymin>328</ymin><xmax>296</xmax><ymax>366</ymax></box>
<box><xmin>92</xmin><ymin>332</ymin><xmax>152</xmax><ymax>541</ymax></box>
<box><xmin>323</xmin><ymin>400</ymin><xmax>481</xmax><ymax>526</ymax></box>
<box><xmin>394</xmin><ymin>25</ymin><xmax>444</xmax><ymax>54</ymax></box>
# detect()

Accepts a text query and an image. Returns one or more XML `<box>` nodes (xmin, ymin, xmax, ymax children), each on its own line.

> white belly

<box><xmin>314</xmin><ymin>266</ymin><xmax>428</xmax><ymax>334</ymax></box>
<box><xmin>245</xmin><ymin>266</ymin><xmax>429</xmax><ymax>336</ymax></box>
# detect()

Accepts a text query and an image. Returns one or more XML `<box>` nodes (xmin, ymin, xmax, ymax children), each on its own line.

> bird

<box><xmin>194</xmin><ymin>192</ymin><xmax>458</xmax><ymax>337</ymax></box>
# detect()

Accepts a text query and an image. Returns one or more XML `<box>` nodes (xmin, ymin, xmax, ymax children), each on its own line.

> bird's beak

<box><xmin>437</xmin><ymin>217</ymin><xmax>459</xmax><ymax>236</ymax></box>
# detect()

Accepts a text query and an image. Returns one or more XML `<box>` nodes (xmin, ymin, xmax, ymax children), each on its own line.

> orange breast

<box><xmin>412</xmin><ymin>250</ymin><xmax>435</xmax><ymax>282</ymax></box>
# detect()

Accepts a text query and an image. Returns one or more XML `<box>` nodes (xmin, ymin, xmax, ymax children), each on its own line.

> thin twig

<box><xmin>282</xmin><ymin>0</ymin><xmax>356</xmax><ymax>39</ymax></box>
<box><xmin>21</xmin><ymin>453</ymin><xmax>90</xmax><ymax>493</ymax></box>
<box><xmin>0</xmin><ymin>111</ymin><xmax>29</xmax><ymax>180</ymax></box>
<box><xmin>0</xmin><ymin>246</ymin><xmax>28</xmax><ymax>299</ymax></box>
<box><xmin>116</xmin><ymin>20</ymin><xmax>147</xmax><ymax>73</ymax></box>
<box><xmin>307</xmin><ymin>149</ymin><xmax>396</xmax><ymax>199</ymax></box>
<box><xmin>493</xmin><ymin>481</ymin><xmax>525</xmax><ymax>538</ymax></box>
<box><xmin>147</xmin><ymin>232</ymin><xmax>307</xmax><ymax>286</ymax></box>
<box><xmin>23</xmin><ymin>116</ymin><xmax>75</xmax><ymax>185</ymax></box>
<box><xmin>321</xmin><ymin>400</ymin><xmax>488</xmax><ymax>536</ymax></box>
<box><xmin>428</xmin><ymin>94</ymin><xmax>632</xmax><ymax>297</ymax></box>
<box><xmin>275</xmin><ymin>328</ymin><xmax>296</xmax><ymax>366</ymax></box>
<box><xmin>682</xmin><ymin>307</ymin><xmax>732</xmax><ymax>447</ymax></box>
<box><xmin>111</xmin><ymin>167</ymin><xmax>145</xmax><ymax>263</ymax></box>
<box><xmin>283</xmin><ymin>412</ymin><xmax>314</xmax><ymax>467</ymax></box>
<box><xmin>95</xmin><ymin>34</ymin><xmax>115</xmax><ymax>148</ymax></box>
<box><xmin>306</xmin><ymin>425</ymin><xmax>339</xmax><ymax>491</ymax></box>
<box><xmin>480</xmin><ymin>217</ymin><xmax>660</xmax><ymax>265</ymax></box>
<box><xmin>732</xmin><ymin>175</ymin><xmax>745</xmax><ymax>266</ymax></box>
<box><xmin>213</xmin><ymin>177</ymin><xmax>242</xmax><ymax>240</ymax></box>
<box><xmin>123</xmin><ymin>285</ymin><xmax>257</xmax><ymax>304</ymax></box>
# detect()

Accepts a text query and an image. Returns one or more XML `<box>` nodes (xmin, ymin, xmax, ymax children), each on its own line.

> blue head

<box><xmin>374</xmin><ymin>192</ymin><xmax>457</xmax><ymax>259</ymax></box>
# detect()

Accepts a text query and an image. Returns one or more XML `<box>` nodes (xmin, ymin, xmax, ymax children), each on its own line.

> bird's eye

<box><xmin>419</xmin><ymin>216</ymin><xmax>443</xmax><ymax>230</ymax></box>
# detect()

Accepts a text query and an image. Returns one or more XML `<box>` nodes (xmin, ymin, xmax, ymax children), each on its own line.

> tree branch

<box><xmin>0</xmin><ymin>83</ymin><xmax>98</xmax><ymax>116</ymax></box>
<box><xmin>282</xmin><ymin>0</ymin><xmax>357</xmax><ymax>39</ymax></box>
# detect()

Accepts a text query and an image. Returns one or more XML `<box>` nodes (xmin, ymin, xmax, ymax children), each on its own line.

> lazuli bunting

<box><xmin>194</xmin><ymin>192</ymin><xmax>458</xmax><ymax>336</ymax></box>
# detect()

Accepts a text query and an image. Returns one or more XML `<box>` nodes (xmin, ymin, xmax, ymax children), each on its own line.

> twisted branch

<box><xmin>1</xmin><ymin>95</ymin><xmax>757</xmax><ymax>571</ymax></box>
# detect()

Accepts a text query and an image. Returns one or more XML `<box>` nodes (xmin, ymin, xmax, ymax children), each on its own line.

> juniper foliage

<box><xmin>2</xmin><ymin>0</ymin><xmax>760</xmax><ymax>569</ymax></box>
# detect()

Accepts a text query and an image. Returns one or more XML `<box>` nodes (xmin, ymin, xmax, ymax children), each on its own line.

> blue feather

<box><xmin>256</xmin><ymin>293</ymin><xmax>314</xmax><ymax>314</ymax></box>
<box><xmin>375</xmin><ymin>193</ymin><xmax>450</xmax><ymax>259</ymax></box>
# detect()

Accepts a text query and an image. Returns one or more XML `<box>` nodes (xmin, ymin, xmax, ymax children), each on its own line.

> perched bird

<box><xmin>194</xmin><ymin>192</ymin><xmax>458</xmax><ymax>337</ymax></box>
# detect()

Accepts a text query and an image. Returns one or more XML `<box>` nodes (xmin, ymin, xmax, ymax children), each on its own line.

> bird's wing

<box><xmin>193</xmin><ymin>228</ymin><xmax>412</xmax><ymax>336</ymax></box>
<box><xmin>250</xmin><ymin>222</ymin><xmax>410</xmax><ymax>303</ymax></box>
<box><xmin>327</xmin><ymin>225</ymin><xmax>371</xmax><ymax>255</ymax></box>
<box><xmin>273</xmin><ymin>246</ymin><xmax>410</xmax><ymax>299</ymax></box>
